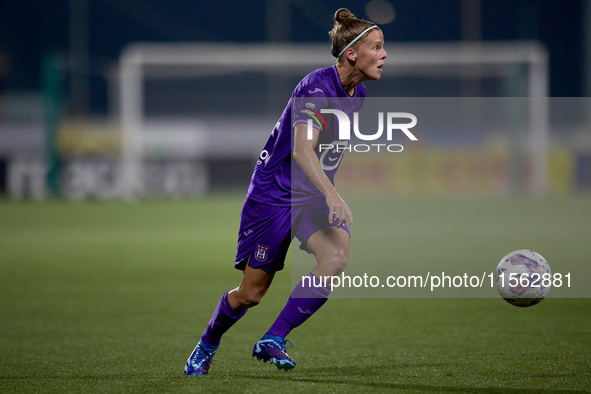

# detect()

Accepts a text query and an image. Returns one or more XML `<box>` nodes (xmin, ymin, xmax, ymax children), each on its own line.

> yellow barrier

<box><xmin>337</xmin><ymin>149</ymin><xmax>574</xmax><ymax>195</ymax></box>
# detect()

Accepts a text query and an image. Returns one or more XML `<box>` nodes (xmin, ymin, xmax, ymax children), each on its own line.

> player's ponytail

<box><xmin>329</xmin><ymin>8</ymin><xmax>378</xmax><ymax>65</ymax></box>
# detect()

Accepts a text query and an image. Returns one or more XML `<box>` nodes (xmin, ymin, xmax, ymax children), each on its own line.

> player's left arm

<box><xmin>292</xmin><ymin>123</ymin><xmax>353</xmax><ymax>228</ymax></box>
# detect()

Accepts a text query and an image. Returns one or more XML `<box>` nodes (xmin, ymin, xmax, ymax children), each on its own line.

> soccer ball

<box><xmin>495</xmin><ymin>249</ymin><xmax>551</xmax><ymax>307</ymax></box>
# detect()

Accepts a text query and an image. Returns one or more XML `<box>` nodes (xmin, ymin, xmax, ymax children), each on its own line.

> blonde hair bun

<box><xmin>334</xmin><ymin>8</ymin><xmax>354</xmax><ymax>24</ymax></box>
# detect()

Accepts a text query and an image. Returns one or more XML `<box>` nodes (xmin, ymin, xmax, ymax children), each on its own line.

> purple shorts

<box><xmin>234</xmin><ymin>197</ymin><xmax>350</xmax><ymax>272</ymax></box>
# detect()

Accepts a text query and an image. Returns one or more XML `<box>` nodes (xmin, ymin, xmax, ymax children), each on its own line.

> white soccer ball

<box><xmin>495</xmin><ymin>249</ymin><xmax>552</xmax><ymax>307</ymax></box>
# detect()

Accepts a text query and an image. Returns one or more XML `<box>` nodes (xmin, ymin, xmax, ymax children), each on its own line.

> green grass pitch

<box><xmin>1</xmin><ymin>195</ymin><xmax>590</xmax><ymax>393</ymax></box>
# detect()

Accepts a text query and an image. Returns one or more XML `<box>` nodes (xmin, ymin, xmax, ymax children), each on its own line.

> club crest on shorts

<box><xmin>254</xmin><ymin>244</ymin><xmax>270</xmax><ymax>262</ymax></box>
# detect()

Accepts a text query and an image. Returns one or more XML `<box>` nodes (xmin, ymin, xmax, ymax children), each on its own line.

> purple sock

<box><xmin>266</xmin><ymin>273</ymin><xmax>331</xmax><ymax>339</ymax></box>
<box><xmin>200</xmin><ymin>291</ymin><xmax>247</xmax><ymax>348</ymax></box>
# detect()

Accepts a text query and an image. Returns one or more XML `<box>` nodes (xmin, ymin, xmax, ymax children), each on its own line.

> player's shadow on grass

<box><xmin>238</xmin><ymin>364</ymin><xmax>585</xmax><ymax>394</ymax></box>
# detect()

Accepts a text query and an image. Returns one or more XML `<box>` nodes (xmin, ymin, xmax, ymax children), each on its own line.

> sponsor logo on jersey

<box><xmin>319</xmin><ymin>140</ymin><xmax>348</xmax><ymax>171</ymax></box>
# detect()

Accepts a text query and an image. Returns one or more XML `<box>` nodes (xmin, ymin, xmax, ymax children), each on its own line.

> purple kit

<box><xmin>235</xmin><ymin>65</ymin><xmax>364</xmax><ymax>272</ymax></box>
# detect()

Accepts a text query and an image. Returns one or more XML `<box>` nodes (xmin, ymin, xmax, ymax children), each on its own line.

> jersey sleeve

<box><xmin>291</xmin><ymin>83</ymin><xmax>330</xmax><ymax>131</ymax></box>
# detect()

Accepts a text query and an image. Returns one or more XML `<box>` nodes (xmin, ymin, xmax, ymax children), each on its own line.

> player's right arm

<box><xmin>292</xmin><ymin>122</ymin><xmax>353</xmax><ymax>228</ymax></box>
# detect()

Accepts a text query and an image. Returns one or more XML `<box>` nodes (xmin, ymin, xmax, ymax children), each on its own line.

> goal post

<box><xmin>118</xmin><ymin>41</ymin><xmax>549</xmax><ymax>198</ymax></box>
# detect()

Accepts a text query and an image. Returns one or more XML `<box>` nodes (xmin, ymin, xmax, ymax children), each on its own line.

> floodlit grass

<box><xmin>1</xmin><ymin>195</ymin><xmax>590</xmax><ymax>393</ymax></box>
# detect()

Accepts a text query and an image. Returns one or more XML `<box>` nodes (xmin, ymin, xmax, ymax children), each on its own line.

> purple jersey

<box><xmin>246</xmin><ymin>65</ymin><xmax>367</xmax><ymax>206</ymax></box>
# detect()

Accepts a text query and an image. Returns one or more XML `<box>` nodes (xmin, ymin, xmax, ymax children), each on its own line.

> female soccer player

<box><xmin>185</xmin><ymin>8</ymin><xmax>386</xmax><ymax>375</ymax></box>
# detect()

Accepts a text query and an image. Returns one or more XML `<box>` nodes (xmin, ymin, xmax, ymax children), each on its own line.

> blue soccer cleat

<box><xmin>252</xmin><ymin>334</ymin><xmax>296</xmax><ymax>371</ymax></box>
<box><xmin>185</xmin><ymin>341</ymin><xmax>217</xmax><ymax>375</ymax></box>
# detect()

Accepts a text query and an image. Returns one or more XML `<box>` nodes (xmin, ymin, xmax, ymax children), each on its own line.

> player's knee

<box><xmin>332</xmin><ymin>254</ymin><xmax>348</xmax><ymax>275</ymax></box>
<box><xmin>236</xmin><ymin>290</ymin><xmax>264</xmax><ymax>308</ymax></box>
<box><xmin>321</xmin><ymin>251</ymin><xmax>348</xmax><ymax>276</ymax></box>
